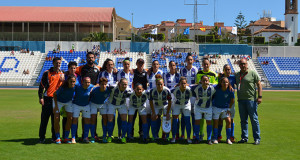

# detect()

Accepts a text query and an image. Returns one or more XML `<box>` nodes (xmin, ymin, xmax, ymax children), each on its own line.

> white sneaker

<box><xmin>227</xmin><ymin>139</ymin><xmax>233</xmax><ymax>145</ymax></box>
<box><xmin>171</xmin><ymin>138</ymin><xmax>176</xmax><ymax>143</ymax></box>
<box><xmin>71</xmin><ymin>138</ymin><xmax>76</xmax><ymax>144</ymax></box>
<box><xmin>187</xmin><ymin>138</ymin><xmax>192</xmax><ymax>144</ymax></box>
<box><xmin>213</xmin><ymin>139</ymin><xmax>218</xmax><ymax>144</ymax></box>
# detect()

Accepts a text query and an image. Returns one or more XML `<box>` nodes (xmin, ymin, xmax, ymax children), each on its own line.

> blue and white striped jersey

<box><xmin>97</xmin><ymin>70</ymin><xmax>117</xmax><ymax>87</ymax></box>
<box><xmin>129</xmin><ymin>91</ymin><xmax>148</xmax><ymax>108</ymax></box>
<box><xmin>108</xmin><ymin>86</ymin><xmax>132</xmax><ymax>106</ymax></box>
<box><xmin>149</xmin><ymin>86</ymin><xmax>172</xmax><ymax>106</ymax></box>
<box><xmin>191</xmin><ymin>84</ymin><xmax>216</xmax><ymax>108</ymax></box>
<box><xmin>163</xmin><ymin>72</ymin><xmax>181</xmax><ymax>90</ymax></box>
<box><xmin>117</xmin><ymin>70</ymin><xmax>134</xmax><ymax>89</ymax></box>
<box><xmin>171</xmin><ymin>86</ymin><xmax>193</xmax><ymax>106</ymax></box>
<box><xmin>180</xmin><ymin>66</ymin><xmax>198</xmax><ymax>85</ymax></box>
<box><xmin>147</xmin><ymin>69</ymin><xmax>163</xmax><ymax>90</ymax></box>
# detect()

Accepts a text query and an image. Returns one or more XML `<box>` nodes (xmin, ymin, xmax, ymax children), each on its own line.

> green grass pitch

<box><xmin>0</xmin><ymin>89</ymin><xmax>299</xmax><ymax>160</ymax></box>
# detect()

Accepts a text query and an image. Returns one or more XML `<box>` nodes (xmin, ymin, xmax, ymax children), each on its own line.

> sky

<box><xmin>2</xmin><ymin>0</ymin><xmax>299</xmax><ymax>31</ymax></box>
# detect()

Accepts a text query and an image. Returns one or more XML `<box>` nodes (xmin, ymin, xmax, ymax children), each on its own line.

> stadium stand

<box><xmin>0</xmin><ymin>51</ymin><xmax>42</xmax><ymax>86</ymax></box>
<box><xmin>258</xmin><ymin>57</ymin><xmax>300</xmax><ymax>87</ymax></box>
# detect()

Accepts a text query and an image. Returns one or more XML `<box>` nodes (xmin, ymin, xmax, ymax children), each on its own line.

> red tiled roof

<box><xmin>179</xmin><ymin>23</ymin><xmax>193</xmax><ymax>27</ymax></box>
<box><xmin>0</xmin><ymin>6</ymin><xmax>115</xmax><ymax>22</ymax></box>
<box><xmin>254</xmin><ymin>24</ymin><xmax>290</xmax><ymax>35</ymax></box>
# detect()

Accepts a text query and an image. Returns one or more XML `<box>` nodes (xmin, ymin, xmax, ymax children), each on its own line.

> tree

<box><xmin>270</xmin><ymin>37</ymin><xmax>284</xmax><ymax>44</ymax></box>
<box><xmin>82</xmin><ymin>32</ymin><xmax>110</xmax><ymax>42</ymax></box>
<box><xmin>234</xmin><ymin>11</ymin><xmax>248</xmax><ymax>40</ymax></box>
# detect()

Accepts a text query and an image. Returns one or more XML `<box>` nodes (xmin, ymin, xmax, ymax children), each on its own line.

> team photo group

<box><xmin>38</xmin><ymin>52</ymin><xmax>262</xmax><ymax>145</ymax></box>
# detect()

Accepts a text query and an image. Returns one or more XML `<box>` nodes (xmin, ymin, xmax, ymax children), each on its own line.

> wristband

<box><xmin>258</xmin><ymin>96</ymin><xmax>262</xmax><ymax>98</ymax></box>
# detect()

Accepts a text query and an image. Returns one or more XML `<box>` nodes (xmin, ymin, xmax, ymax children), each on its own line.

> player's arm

<box><xmin>38</xmin><ymin>71</ymin><xmax>48</xmax><ymax>106</ymax></box>
<box><xmin>256</xmin><ymin>80</ymin><xmax>262</xmax><ymax>104</ymax></box>
<box><xmin>166</xmin><ymin>91</ymin><xmax>172</xmax><ymax>120</ymax></box>
<box><xmin>53</xmin><ymin>91</ymin><xmax>59</xmax><ymax>113</ymax></box>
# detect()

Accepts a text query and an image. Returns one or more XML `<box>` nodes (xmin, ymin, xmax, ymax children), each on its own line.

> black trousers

<box><xmin>39</xmin><ymin>96</ymin><xmax>55</xmax><ymax>140</ymax></box>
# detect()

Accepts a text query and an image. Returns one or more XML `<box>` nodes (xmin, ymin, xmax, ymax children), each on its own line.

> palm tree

<box><xmin>82</xmin><ymin>32</ymin><xmax>109</xmax><ymax>42</ymax></box>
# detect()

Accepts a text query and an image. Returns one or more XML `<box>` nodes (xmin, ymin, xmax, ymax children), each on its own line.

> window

<box><xmin>292</xmin><ymin>37</ymin><xmax>294</xmax><ymax>42</ymax></box>
<box><xmin>292</xmin><ymin>17</ymin><xmax>294</xmax><ymax>21</ymax></box>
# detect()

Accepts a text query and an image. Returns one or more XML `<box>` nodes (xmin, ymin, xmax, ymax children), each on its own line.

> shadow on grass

<box><xmin>0</xmin><ymin>138</ymin><xmax>53</xmax><ymax>145</ymax></box>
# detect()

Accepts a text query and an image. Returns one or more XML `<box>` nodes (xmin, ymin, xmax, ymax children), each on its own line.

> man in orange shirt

<box><xmin>38</xmin><ymin>57</ymin><xmax>64</xmax><ymax>143</ymax></box>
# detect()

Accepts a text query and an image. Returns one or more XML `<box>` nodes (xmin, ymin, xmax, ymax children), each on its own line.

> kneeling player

<box><xmin>53</xmin><ymin>75</ymin><xmax>76</xmax><ymax>144</ymax></box>
<box><xmin>192</xmin><ymin>75</ymin><xmax>216</xmax><ymax>145</ymax></box>
<box><xmin>71</xmin><ymin>77</ymin><xmax>94</xmax><ymax>143</ymax></box>
<box><xmin>170</xmin><ymin>77</ymin><xmax>193</xmax><ymax>144</ymax></box>
<box><xmin>212</xmin><ymin>77</ymin><xmax>234</xmax><ymax>145</ymax></box>
<box><xmin>127</xmin><ymin>83</ymin><xmax>149</xmax><ymax>142</ymax></box>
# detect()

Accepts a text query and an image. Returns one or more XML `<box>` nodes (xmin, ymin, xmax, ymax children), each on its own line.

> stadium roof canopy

<box><xmin>0</xmin><ymin>6</ymin><xmax>116</xmax><ymax>23</ymax></box>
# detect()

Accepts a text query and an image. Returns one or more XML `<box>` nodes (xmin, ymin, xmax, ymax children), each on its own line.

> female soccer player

<box><xmin>98</xmin><ymin>58</ymin><xmax>117</xmax><ymax>87</ymax></box>
<box><xmin>147</xmin><ymin>60</ymin><xmax>163</xmax><ymax>91</ymax></box>
<box><xmin>192</xmin><ymin>75</ymin><xmax>216</xmax><ymax>145</ymax></box>
<box><xmin>71</xmin><ymin>77</ymin><xmax>94</xmax><ymax>143</ymax></box>
<box><xmin>212</xmin><ymin>77</ymin><xmax>235</xmax><ymax>145</ymax></box>
<box><xmin>53</xmin><ymin>75</ymin><xmax>76</xmax><ymax>144</ymax></box>
<box><xmin>180</xmin><ymin>54</ymin><xmax>198</xmax><ymax>139</ymax></box>
<box><xmin>117</xmin><ymin>57</ymin><xmax>134</xmax><ymax>89</ymax></box>
<box><xmin>90</xmin><ymin>77</ymin><xmax>112</xmax><ymax>143</ymax></box>
<box><xmin>127</xmin><ymin>83</ymin><xmax>149</xmax><ymax>142</ymax></box>
<box><xmin>149</xmin><ymin>74</ymin><xmax>172</xmax><ymax>141</ymax></box>
<box><xmin>170</xmin><ymin>77</ymin><xmax>193</xmax><ymax>144</ymax></box>
<box><xmin>217</xmin><ymin>64</ymin><xmax>236</xmax><ymax>142</ymax></box>
<box><xmin>107</xmin><ymin>78</ymin><xmax>132</xmax><ymax>143</ymax></box>
<box><xmin>163</xmin><ymin>61</ymin><xmax>180</xmax><ymax>90</ymax></box>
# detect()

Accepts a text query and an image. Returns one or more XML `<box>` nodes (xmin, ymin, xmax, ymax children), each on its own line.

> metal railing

<box><xmin>269</xmin><ymin>80</ymin><xmax>300</xmax><ymax>88</ymax></box>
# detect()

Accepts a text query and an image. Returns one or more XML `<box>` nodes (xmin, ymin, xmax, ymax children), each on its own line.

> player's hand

<box><xmin>257</xmin><ymin>98</ymin><xmax>262</xmax><ymax>104</ymax></box>
<box><xmin>53</xmin><ymin>106</ymin><xmax>59</xmax><ymax>114</ymax></box>
<box><xmin>113</xmin><ymin>68</ymin><xmax>118</xmax><ymax>74</ymax></box>
<box><xmin>60</xmin><ymin>74</ymin><xmax>65</xmax><ymax>81</ymax></box>
<box><xmin>129</xmin><ymin>69</ymin><xmax>134</xmax><ymax>75</ymax></box>
<box><xmin>39</xmin><ymin>99</ymin><xmax>44</xmax><ymax>106</ymax></box>
<box><xmin>147</xmin><ymin>69</ymin><xmax>151</xmax><ymax>75</ymax></box>
<box><xmin>151</xmin><ymin>113</ymin><xmax>157</xmax><ymax>121</ymax></box>
<box><xmin>227</xmin><ymin>110</ymin><xmax>231</xmax><ymax>117</ymax></box>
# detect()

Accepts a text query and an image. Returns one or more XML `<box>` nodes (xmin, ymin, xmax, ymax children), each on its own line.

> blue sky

<box><xmin>2</xmin><ymin>0</ymin><xmax>299</xmax><ymax>31</ymax></box>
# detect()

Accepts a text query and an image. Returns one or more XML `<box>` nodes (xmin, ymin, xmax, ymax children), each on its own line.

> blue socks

<box><xmin>181</xmin><ymin>115</ymin><xmax>185</xmax><ymax>136</ymax></box>
<box><xmin>184</xmin><ymin>116</ymin><xmax>191</xmax><ymax>139</ymax></box>
<box><xmin>107</xmin><ymin>121</ymin><xmax>114</xmax><ymax>137</ymax></box>
<box><xmin>194</xmin><ymin>125</ymin><xmax>200</xmax><ymax>140</ymax></box>
<box><xmin>117</xmin><ymin>114</ymin><xmax>122</xmax><ymax>136</ymax></box>
<box><xmin>226</xmin><ymin>128</ymin><xmax>232</xmax><ymax>140</ymax></box>
<box><xmin>147</xmin><ymin>117</ymin><xmax>151</xmax><ymax>138</ymax></box>
<box><xmin>172</xmin><ymin>118</ymin><xmax>178</xmax><ymax>138</ymax></box>
<box><xmin>231</xmin><ymin>122</ymin><xmax>235</xmax><ymax>137</ymax></box>
<box><xmin>55</xmin><ymin>133</ymin><xmax>60</xmax><ymax>139</ymax></box>
<box><xmin>218</xmin><ymin>125</ymin><xmax>223</xmax><ymax>137</ymax></box>
<box><xmin>142</xmin><ymin>123</ymin><xmax>148</xmax><ymax>139</ymax></box>
<box><xmin>207</xmin><ymin>125</ymin><xmax>213</xmax><ymax>140</ymax></box>
<box><xmin>71</xmin><ymin>124</ymin><xmax>78</xmax><ymax>139</ymax></box>
<box><xmin>90</xmin><ymin>124</ymin><xmax>96</xmax><ymax>139</ymax></box>
<box><xmin>83</xmin><ymin>124</ymin><xmax>90</xmax><ymax>139</ymax></box>
<box><xmin>102</xmin><ymin>124</ymin><xmax>107</xmax><ymax>138</ymax></box>
<box><xmin>127</xmin><ymin>122</ymin><xmax>133</xmax><ymax>138</ymax></box>
<box><xmin>121</xmin><ymin>121</ymin><xmax>127</xmax><ymax>138</ymax></box>
<box><xmin>64</xmin><ymin>131</ymin><xmax>70</xmax><ymax>139</ymax></box>
<box><xmin>151</xmin><ymin>119</ymin><xmax>158</xmax><ymax>139</ymax></box>
<box><xmin>213</xmin><ymin>128</ymin><xmax>218</xmax><ymax>140</ymax></box>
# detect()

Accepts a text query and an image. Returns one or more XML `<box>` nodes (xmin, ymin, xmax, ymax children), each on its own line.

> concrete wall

<box><xmin>45</xmin><ymin>41</ymin><xmax>100</xmax><ymax>53</ymax></box>
<box><xmin>149</xmin><ymin>42</ymin><xmax>199</xmax><ymax>53</ymax></box>
<box><xmin>253</xmin><ymin>46</ymin><xmax>300</xmax><ymax>58</ymax></box>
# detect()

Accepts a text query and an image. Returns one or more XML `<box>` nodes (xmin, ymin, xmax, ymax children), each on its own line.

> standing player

<box><xmin>192</xmin><ymin>75</ymin><xmax>215</xmax><ymax>144</ymax></box>
<box><xmin>195</xmin><ymin>58</ymin><xmax>218</xmax><ymax>141</ymax></box>
<box><xmin>127</xmin><ymin>83</ymin><xmax>149</xmax><ymax>142</ymax></box>
<box><xmin>90</xmin><ymin>77</ymin><xmax>112</xmax><ymax>143</ymax></box>
<box><xmin>180</xmin><ymin>54</ymin><xmax>198</xmax><ymax>139</ymax></box>
<box><xmin>147</xmin><ymin>60</ymin><xmax>163</xmax><ymax>91</ymax></box>
<box><xmin>212</xmin><ymin>77</ymin><xmax>235</xmax><ymax>145</ymax></box>
<box><xmin>106</xmin><ymin>78</ymin><xmax>132</xmax><ymax>143</ymax></box>
<box><xmin>38</xmin><ymin>57</ymin><xmax>64</xmax><ymax>143</ymax></box>
<box><xmin>117</xmin><ymin>57</ymin><xmax>134</xmax><ymax>89</ymax></box>
<box><xmin>149</xmin><ymin>74</ymin><xmax>172</xmax><ymax>141</ymax></box>
<box><xmin>71</xmin><ymin>77</ymin><xmax>94</xmax><ymax>143</ymax></box>
<box><xmin>170</xmin><ymin>77</ymin><xmax>193</xmax><ymax>144</ymax></box>
<box><xmin>98</xmin><ymin>58</ymin><xmax>117</xmax><ymax>87</ymax></box>
<box><xmin>53</xmin><ymin>75</ymin><xmax>76</xmax><ymax>144</ymax></box>
<box><xmin>217</xmin><ymin>64</ymin><xmax>236</xmax><ymax>142</ymax></box>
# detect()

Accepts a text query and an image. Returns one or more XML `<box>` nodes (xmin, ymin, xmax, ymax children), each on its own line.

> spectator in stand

<box><xmin>266</xmin><ymin>61</ymin><xmax>269</xmax><ymax>65</ymax></box>
<box><xmin>232</xmin><ymin>55</ymin><xmax>235</xmax><ymax>59</ymax></box>
<box><xmin>31</xmin><ymin>51</ymin><xmax>34</xmax><ymax>56</ymax></box>
<box><xmin>72</xmin><ymin>44</ymin><xmax>75</xmax><ymax>52</ymax></box>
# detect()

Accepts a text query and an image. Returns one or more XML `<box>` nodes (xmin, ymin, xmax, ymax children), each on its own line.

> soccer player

<box><xmin>217</xmin><ymin>64</ymin><xmax>236</xmax><ymax>142</ymax></box>
<box><xmin>90</xmin><ymin>77</ymin><xmax>112</xmax><ymax>143</ymax></box>
<box><xmin>107</xmin><ymin>78</ymin><xmax>132</xmax><ymax>143</ymax></box>
<box><xmin>71</xmin><ymin>77</ymin><xmax>94</xmax><ymax>143</ymax></box>
<box><xmin>127</xmin><ymin>83</ymin><xmax>149</xmax><ymax>142</ymax></box>
<box><xmin>192</xmin><ymin>75</ymin><xmax>215</xmax><ymax>145</ymax></box>
<box><xmin>212</xmin><ymin>77</ymin><xmax>235</xmax><ymax>145</ymax></box>
<box><xmin>117</xmin><ymin>57</ymin><xmax>134</xmax><ymax>89</ymax></box>
<box><xmin>170</xmin><ymin>77</ymin><xmax>193</xmax><ymax>144</ymax></box>
<box><xmin>147</xmin><ymin>60</ymin><xmax>163</xmax><ymax>91</ymax></box>
<box><xmin>53</xmin><ymin>75</ymin><xmax>76</xmax><ymax>144</ymax></box>
<box><xmin>195</xmin><ymin>58</ymin><xmax>218</xmax><ymax>141</ymax></box>
<box><xmin>98</xmin><ymin>58</ymin><xmax>117</xmax><ymax>87</ymax></box>
<box><xmin>149</xmin><ymin>74</ymin><xmax>172</xmax><ymax>141</ymax></box>
<box><xmin>180</xmin><ymin>54</ymin><xmax>198</xmax><ymax>139</ymax></box>
<box><xmin>38</xmin><ymin>57</ymin><xmax>64</xmax><ymax>143</ymax></box>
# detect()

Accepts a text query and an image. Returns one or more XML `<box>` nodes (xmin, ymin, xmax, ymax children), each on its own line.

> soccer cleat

<box><xmin>180</xmin><ymin>135</ymin><xmax>185</xmax><ymax>140</ymax></box>
<box><xmin>193</xmin><ymin>139</ymin><xmax>199</xmax><ymax>144</ymax></box>
<box><xmin>176</xmin><ymin>134</ymin><xmax>179</xmax><ymax>140</ymax></box>
<box><xmin>121</xmin><ymin>137</ymin><xmax>126</xmax><ymax>143</ymax></box>
<box><xmin>254</xmin><ymin>139</ymin><xmax>260</xmax><ymax>145</ymax></box>
<box><xmin>38</xmin><ymin>139</ymin><xmax>45</xmax><ymax>144</ymax></box>
<box><xmin>238</xmin><ymin>138</ymin><xmax>248</xmax><ymax>143</ymax></box>
<box><xmin>90</xmin><ymin>138</ymin><xmax>95</xmax><ymax>143</ymax></box>
<box><xmin>102</xmin><ymin>137</ymin><xmax>108</xmax><ymax>143</ymax></box>
<box><xmin>227</xmin><ymin>139</ymin><xmax>233</xmax><ymax>145</ymax></box>
<box><xmin>142</xmin><ymin>138</ymin><xmax>148</xmax><ymax>144</ymax></box>
<box><xmin>199</xmin><ymin>135</ymin><xmax>204</xmax><ymax>142</ymax></box>
<box><xmin>55</xmin><ymin>139</ymin><xmax>61</xmax><ymax>144</ymax></box>
<box><xmin>83</xmin><ymin>138</ymin><xmax>90</xmax><ymax>143</ymax></box>
<box><xmin>71</xmin><ymin>138</ymin><xmax>76</xmax><ymax>144</ymax></box>
<box><xmin>170</xmin><ymin>138</ymin><xmax>176</xmax><ymax>143</ymax></box>
<box><xmin>63</xmin><ymin>138</ymin><xmax>72</xmax><ymax>144</ymax></box>
<box><xmin>107</xmin><ymin>137</ymin><xmax>112</xmax><ymax>143</ymax></box>
<box><xmin>207</xmin><ymin>140</ymin><xmax>213</xmax><ymax>145</ymax></box>
<box><xmin>218</xmin><ymin>136</ymin><xmax>222</xmax><ymax>143</ymax></box>
<box><xmin>230</xmin><ymin>136</ymin><xmax>236</xmax><ymax>143</ymax></box>
<box><xmin>187</xmin><ymin>138</ymin><xmax>192</xmax><ymax>144</ymax></box>
<box><xmin>213</xmin><ymin>139</ymin><xmax>218</xmax><ymax>144</ymax></box>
